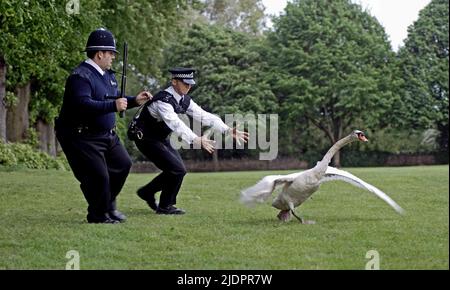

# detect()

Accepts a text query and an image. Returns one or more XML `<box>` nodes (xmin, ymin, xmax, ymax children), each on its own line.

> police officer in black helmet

<box><xmin>56</xmin><ymin>28</ymin><xmax>151</xmax><ymax>224</ymax></box>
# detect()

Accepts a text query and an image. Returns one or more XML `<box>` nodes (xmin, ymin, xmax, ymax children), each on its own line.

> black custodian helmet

<box><xmin>84</xmin><ymin>28</ymin><xmax>118</xmax><ymax>53</ymax></box>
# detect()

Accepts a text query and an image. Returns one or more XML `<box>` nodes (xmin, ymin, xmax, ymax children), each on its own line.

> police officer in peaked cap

<box><xmin>135</xmin><ymin>67</ymin><xmax>249</xmax><ymax>215</ymax></box>
<box><xmin>55</xmin><ymin>28</ymin><xmax>152</xmax><ymax>224</ymax></box>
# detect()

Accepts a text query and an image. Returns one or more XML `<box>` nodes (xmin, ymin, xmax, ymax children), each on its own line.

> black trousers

<box><xmin>56</xmin><ymin>130</ymin><xmax>132</xmax><ymax>216</ymax></box>
<box><xmin>135</xmin><ymin>138</ymin><xmax>186</xmax><ymax>208</ymax></box>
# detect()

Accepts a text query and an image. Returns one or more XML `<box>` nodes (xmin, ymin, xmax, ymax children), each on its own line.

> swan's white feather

<box><xmin>240</xmin><ymin>171</ymin><xmax>304</xmax><ymax>206</ymax></box>
<box><xmin>323</xmin><ymin>166</ymin><xmax>405</xmax><ymax>214</ymax></box>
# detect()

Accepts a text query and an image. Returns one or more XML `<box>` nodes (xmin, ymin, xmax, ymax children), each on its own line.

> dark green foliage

<box><xmin>396</xmin><ymin>0</ymin><xmax>449</xmax><ymax>151</ymax></box>
<box><xmin>265</xmin><ymin>0</ymin><xmax>399</xmax><ymax>165</ymax></box>
<box><xmin>165</xmin><ymin>23</ymin><xmax>277</xmax><ymax>115</ymax></box>
<box><xmin>0</xmin><ymin>1</ymin><xmax>103</xmax><ymax>123</ymax></box>
<box><xmin>1</xmin><ymin>1</ymin><xmax>186</xmax><ymax>124</ymax></box>
<box><xmin>340</xmin><ymin>150</ymin><xmax>390</xmax><ymax>167</ymax></box>
<box><xmin>100</xmin><ymin>0</ymin><xmax>186</xmax><ymax>82</ymax></box>
<box><xmin>0</xmin><ymin>141</ymin><xmax>17</xmax><ymax>166</ymax></box>
<box><xmin>161</xmin><ymin>23</ymin><xmax>279</xmax><ymax>159</ymax></box>
<box><xmin>0</xmin><ymin>141</ymin><xmax>69</xmax><ymax>170</ymax></box>
<box><xmin>199</xmin><ymin>0</ymin><xmax>266</xmax><ymax>34</ymax></box>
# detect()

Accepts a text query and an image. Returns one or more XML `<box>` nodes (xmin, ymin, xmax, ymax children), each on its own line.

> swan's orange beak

<box><xmin>359</xmin><ymin>135</ymin><xmax>368</xmax><ymax>142</ymax></box>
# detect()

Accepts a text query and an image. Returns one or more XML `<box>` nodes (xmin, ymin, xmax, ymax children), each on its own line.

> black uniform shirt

<box><xmin>58</xmin><ymin>61</ymin><xmax>136</xmax><ymax>132</ymax></box>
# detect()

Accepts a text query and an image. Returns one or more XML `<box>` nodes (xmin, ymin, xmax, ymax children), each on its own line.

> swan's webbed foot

<box><xmin>277</xmin><ymin>210</ymin><xmax>291</xmax><ymax>222</ymax></box>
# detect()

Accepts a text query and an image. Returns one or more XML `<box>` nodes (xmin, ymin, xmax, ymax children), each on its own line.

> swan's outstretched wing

<box><xmin>322</xmin><ymin>166</ymin><xmax>405</xmax><ymax>214</ymax></box>
<box><xmin>240</xmin><ymin>171</ymin><xmax>304</xmax><ymax>206</ymax></box>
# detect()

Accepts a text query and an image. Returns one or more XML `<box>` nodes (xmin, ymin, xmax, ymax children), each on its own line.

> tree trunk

<box><xmin>0</xmin><ymin>56</ymin><xmax>6</xmax><ymax>142</ymax></box>
<box><xmin>48</xmin><ymin>123</ymin><xmax>56</xmax><ymax>157</ymax></box>
<box><xmin>308</xmin><ymin>116</ymin><xmax>343</xmax><ymax>167</ymax></box>
<box><xmin>6</xmin><ymin>82</ymin><xmax>31</xmax><ymax>142</ymax></box>
<box><xmin>437</xmin><ymin>122</ymin><xmax>449</xmax><ymax>152</ymax></box>
<box><xmin>36</xmin><ymin>118</ymin><xmax>56</xmax><ymax>156</ymax></box>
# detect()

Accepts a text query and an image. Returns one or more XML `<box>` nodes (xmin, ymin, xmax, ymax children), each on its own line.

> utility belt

<box><xmin>71</xmin><ymin>126</ymin><xmax>116</xmax><ymax>136</ymax></box>
<box><xmin>55</xmin><ymin>117</ymin><xmax>116</xmax><ymax>138</ymax></box>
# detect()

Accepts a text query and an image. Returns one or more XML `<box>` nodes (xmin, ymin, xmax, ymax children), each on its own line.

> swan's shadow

<box><xmin>234</xmin><ymin>215</ymin><xmax>398</xmax><ymax>226</ymax></box>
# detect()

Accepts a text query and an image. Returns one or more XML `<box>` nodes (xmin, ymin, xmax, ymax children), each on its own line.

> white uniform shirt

<box><xmin>146</xmin><ymin>86</ymin><xmax>230</xmax><ymax>144</ymax></box>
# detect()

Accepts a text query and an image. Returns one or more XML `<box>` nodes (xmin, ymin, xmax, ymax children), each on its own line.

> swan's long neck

<box><xmin>317</xmin><ymin>135</ymin><xmax>355</xmax><ymax>169</ymax></box>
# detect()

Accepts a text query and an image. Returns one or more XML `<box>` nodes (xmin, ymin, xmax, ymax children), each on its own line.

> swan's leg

<box><xmin>290</xmin><ymin>209</ymin><xmax>304</xmax><ymax>223</ymax></box>
<box><xmin>288</xmin><ymin>202</ymin><xmax>303</xmax><ymax>222</ymax></box>
<box><xmin>288</xmin><ymin>202</ymin><xmax>315</xmax><ymax>224</ymax></box>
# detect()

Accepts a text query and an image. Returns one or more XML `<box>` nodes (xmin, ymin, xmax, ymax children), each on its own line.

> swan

<box><xmin>240</xmin><ymin>130</ymin><xmax>405</xmax><ymax>223</ymax></box>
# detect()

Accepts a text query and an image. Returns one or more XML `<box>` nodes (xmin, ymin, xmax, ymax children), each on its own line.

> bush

<box><xmin>0</xmin><ymin>141</ymin><xmax>69</xmax><ymax>170</ymax></box>
<box><xmin>0</xmin><ymin>141</ymin><xmax>18</xmax><ymax>166</ymax></box>
<box><xmin>55</xmin><ymin>153</ymin><xmax>71</xmax><ymax>171</ymax></box>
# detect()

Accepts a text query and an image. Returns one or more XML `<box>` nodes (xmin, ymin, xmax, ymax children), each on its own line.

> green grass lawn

<box><xmin>0</xmin><ymin>165</ymin><xmax>448</xmax><ymax>269</ymax></box>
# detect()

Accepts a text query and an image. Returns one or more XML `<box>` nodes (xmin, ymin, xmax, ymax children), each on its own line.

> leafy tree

<box><xmin>100</xmin><ymin>0</ymin><xmax>187</xmax><ymax>87</ymax></box>
<box><xmin>165</xmin><ymin>23</ymin><xmax>277</xmax><ymax>115</ymax></box>
<box><xmin>188</xmin><ymin>0</ymin><xmax>266</xmax><ymax>35</ymax></box>
<box><xmin>0</xmin><ymin>55</ymin><xmax>5</xmax><ymax>142</ymax></box>
<box><xmin>396</xmin><ymin>0</ymin><xmax>449</xmax><ymax>152</ymax></box>
<box><xmin>0</xmin><ymin>0</ymin><xmax>102</xmax><ymax>146</ymax></box>
<box><xmin>267</xmin><ymin>0</ymin><xmax>398</xmax><ymax>166</ymax></box>
<box><xmin>1</xmin><ymin>1</ymin><xmax>186</xmax><ymax>153</ymax></box>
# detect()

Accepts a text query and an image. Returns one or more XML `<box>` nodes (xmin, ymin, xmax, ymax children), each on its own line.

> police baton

<box><xmin>119</xmin><ymin>41</ymin><xmax>128</xmax><ymax>118</ymax></box>
<box><xmin>105</xmin><ymin>42</ymin><xmax>128</xmax><ymax>118</ymax></box>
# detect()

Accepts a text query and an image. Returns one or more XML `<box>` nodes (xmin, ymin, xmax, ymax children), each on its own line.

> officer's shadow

<box><xmin>123</xmin><ymin>208</ymin><xmax>158</xmax><ymax>217</ymax></box>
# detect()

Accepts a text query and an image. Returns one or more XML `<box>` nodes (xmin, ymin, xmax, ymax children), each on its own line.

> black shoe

<box><xmin>108</xmin><ymin>210</ymin><xmax>127</xmax><ymax>222</ymax></box>
<box><xmin>156</xmin><ymin>205</ymin><xmax>186</xmax><ymax>215</ymax></box>
<box><xmin>87</xmin><ymin>213</ymin><xmax>119</xmax><ymax>224</ymax></box>
<box><xmin>137</xmin><ymin>188</ymin><xmax>158</xmax><ymax>211</ymax></box>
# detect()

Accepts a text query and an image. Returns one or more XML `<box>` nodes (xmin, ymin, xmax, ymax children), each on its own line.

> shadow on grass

<box><xmin>25</xmin><ymin>214</ymin><xmax>88</xmax><ymax>225</ymax></box>
<box><xmin>232</xmin><ymin>214</ymin><xmax>398</xmax><ymax>226</ymax></box>
<box><xmin>29</xmin><ymin>209</ymin><xmax>401</xmax><ymax>227</ymax></box>
<box><xmin>126</xmin><ymin>208</ymin><xmax>157</xmax><ymax>216</ymax></box>
<box><xmin>319</xmin><ymin>214</ymin><xmax>400</xmax><ymax>223</ymax></box>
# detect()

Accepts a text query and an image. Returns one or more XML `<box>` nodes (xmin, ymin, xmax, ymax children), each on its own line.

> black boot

<box><xmin>109</xmin><ymin>200</ymin><xmax>127</xmax><ymax>222</ymax></box>
<box><xmin>156</xmin><ymin>205</ymin><xmax>186</xmax><ymax>215</ymax></box>
<box><xmin>87</xmin><ymin>213</ymin><xmax>119</xmax><ymax>224</ymax></box>
<box><xmin>137</xmin><ymin>187</ymin><xmax>159</xmax><ymax>211</ymax></box>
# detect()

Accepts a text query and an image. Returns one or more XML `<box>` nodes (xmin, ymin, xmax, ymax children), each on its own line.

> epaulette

<box><xmin>71</xmin><ymin>65</ymin><xmax>94</xmax><ymax>80</ymax></box>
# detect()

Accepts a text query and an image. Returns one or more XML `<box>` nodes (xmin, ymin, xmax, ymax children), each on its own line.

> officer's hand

<box><xmin>136</xmin><ymin>91</ymin><xmax>152</xmax><ymax>105</ymax></box>
<box><xmin>115</xmin><ymin>98</ymin><xmax>128</xmax><ymax>112</ymax></box>
<box><xmin>229</xmin><ymin>127</ymin><xmax>249</xmax><ymax>146</ymax></box>
<box><xmin>194</xmin><ymin>136</ymin><xmax>215</xmax><ymax>154</ymax></box>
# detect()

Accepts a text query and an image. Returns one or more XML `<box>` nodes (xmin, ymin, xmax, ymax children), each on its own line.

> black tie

<box><xmin>179</xmin><ymin>97</ymin><xmax>184</xmax><ymax>106</ymax></box>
